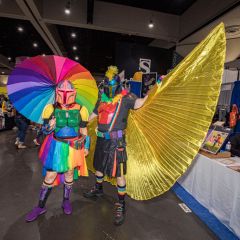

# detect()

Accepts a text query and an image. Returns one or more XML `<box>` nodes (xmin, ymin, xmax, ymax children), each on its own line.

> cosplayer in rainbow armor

<box><xmin>84</xmin><ymin>66</ymin><xmax>148</xmax><ymax>225</ymax></box>
<box><xmin>26</xmin><ymin>80</ymin><xmax>90</xmax><ymax>222</ymax></box>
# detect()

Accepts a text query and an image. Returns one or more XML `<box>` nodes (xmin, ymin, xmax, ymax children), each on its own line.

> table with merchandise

<box><xmin>178</xmin><ymin>153</ymin><xmax>240</xmax><ymax>238</ymax></box>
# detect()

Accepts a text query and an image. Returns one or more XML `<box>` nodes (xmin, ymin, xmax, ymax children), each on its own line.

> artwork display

<box><xmin>141</xmin><ymin>72</ymin><xmax>157</xmax><ymax>97</ymax></box>
<box><xmin>201</xmin><ymin>129</ymin><xmax>229</xmax><ymax>154</ymax></box>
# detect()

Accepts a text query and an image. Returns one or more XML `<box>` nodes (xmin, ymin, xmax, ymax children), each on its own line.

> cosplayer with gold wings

<box><xmin>85</xmin><ymin>23</ymin><xmax>226</xmax><ymax>225</ymax></box>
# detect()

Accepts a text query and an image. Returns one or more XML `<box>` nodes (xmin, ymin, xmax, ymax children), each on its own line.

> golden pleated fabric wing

<box><xmin>87</xmin><ymin>23</ymin><xmax>226</xmax><ymax>200</ymax></box>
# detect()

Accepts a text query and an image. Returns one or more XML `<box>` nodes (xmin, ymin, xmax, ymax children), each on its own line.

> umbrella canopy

<box><xmin>7</xmin><ymin>55</ymin><xmax>98</xmax><ymax>123</ymax></box>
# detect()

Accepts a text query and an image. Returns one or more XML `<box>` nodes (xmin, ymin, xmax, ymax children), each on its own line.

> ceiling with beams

<box><xmin>97</xmin><ymin>0</ymin><xmax>197</xmax><ymax>15</ymax></box>
<box><xmin>0</xmin><ymin>0</ymin><xmax>239</xmax><ymax>76</ymax></box>
<box><xmin>0</xmin><ymin>17</ymin><xmax>52</xmax><ymax>62</ymax></box>
<box><xmin>0</xmin><ymin>15</ymin><xmax>153</xmax><ymax>73</ymax></box>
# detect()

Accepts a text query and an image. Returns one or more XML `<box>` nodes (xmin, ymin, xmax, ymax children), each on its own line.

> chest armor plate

<box><xmin>98</xmin><ymin>102</ymin><xmax>118</xmax><ymax>124</ymax></box>
<box><xmin>55</xmin><ymin>108</ymin><xmax>80</xmax><ymax>128</ymax></box>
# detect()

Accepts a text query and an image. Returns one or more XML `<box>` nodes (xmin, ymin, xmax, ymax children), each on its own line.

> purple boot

<box><xmin>25</xmin><ymin>207</ymin><xmax>47</xmax><ymax>222</ymax></box>
<box><xmin>25</xmin><ymin>185</ymin><xmax>52</xmax><ymax>222</ymax></box>
<box><xmin>62</xmin><ymin>184</ymin><xmax>72</xmax><ymax>215</ymax></box>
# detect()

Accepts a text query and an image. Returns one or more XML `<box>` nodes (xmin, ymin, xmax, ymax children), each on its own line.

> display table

<box><xmin>178</xmin><ymin>154</ymin><xmax>240</xmax><ymax>238</ymax></box>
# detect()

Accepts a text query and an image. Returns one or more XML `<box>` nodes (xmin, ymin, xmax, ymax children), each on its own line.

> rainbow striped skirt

<box><xmin>39</xmin><ymin>133</ymin><xmax>88</xmax><ymax>185</ymax></box>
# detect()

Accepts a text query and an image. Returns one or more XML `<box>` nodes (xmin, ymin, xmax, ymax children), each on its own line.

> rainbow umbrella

<box><xmin>7</xmin><ymin>55</ymin><xmax>98</xmax><ymax>124</ymax></box>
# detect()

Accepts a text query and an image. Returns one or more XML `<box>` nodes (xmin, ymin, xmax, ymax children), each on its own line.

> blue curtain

<box><xmin>230</xmin><ymin>81</ymin><xmax>240</xmax><ymax>133</ymax></box>
<box><xmin>230</xmin><ymin>81</ymin><xmax>240</xmax><ymax>106</ymax></box>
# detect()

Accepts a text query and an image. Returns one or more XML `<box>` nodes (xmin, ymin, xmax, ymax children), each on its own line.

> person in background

<box><xmin>1</xmin><ymin>96</ymin><xmax>8</xmax><ymax>114</ymax></box>
<box><xmin>0</xmin><ymin>95</ymin><xmax>4</xmax><ymax>106</ymax></box>
<box><xmin>15</xmin><ymin>110</ymin><xmax>29</xmax><ymax>149</ymax></box>
<box><xmin>230</xmin><ymin>134</ymin><xmax>240</xmax><ymax>157</ymax></box>
<box><xmin>0</xmin><ymin>95</ymin><xmax>5</xmax><ymax>129</ymax></box>
<box><xmin>2</xmin><ymin>97</ymin><xmax>8</xmax><ymax>124</ymax></box>
<box><xmin>6</xmin><ymin>101</ymin><xmax>15</xmax><ymax>130</ymax></box>
<box><xmin>1</xmin><ymin>97</ymin><xmax>13</xmax><ymax>130</ymax></box>
<box><xmin>33</xmin><ymin>124</ymin><xmax>43</xmax><ymax>146</ymax></box>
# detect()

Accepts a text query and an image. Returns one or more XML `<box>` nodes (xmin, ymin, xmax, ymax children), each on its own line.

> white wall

<box><xmin>180</xmin><ymin>0</ymin><xmax>238</xmax><ymax>39</ymax></box>
<box><xmin>177</xmin><ymin>5</ymin><xmax>240</xmax><ymax>62</ymax></box>
<box><xmin>222</xmin><ymin>69</ymin><xmax>239</xmax><ymax>83</ymax></box>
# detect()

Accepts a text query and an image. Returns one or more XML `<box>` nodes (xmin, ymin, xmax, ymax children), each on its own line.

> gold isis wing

<box><xmin>87</xmin><ymin>23</ymin><xmax>226</xmax><ymax>200</ymax></box>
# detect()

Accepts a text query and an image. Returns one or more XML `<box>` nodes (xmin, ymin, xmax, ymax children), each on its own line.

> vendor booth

<box><xmin>178</xmin><ymin>153</ymin><xmax>240</xmax><ymax>238</ymax></box>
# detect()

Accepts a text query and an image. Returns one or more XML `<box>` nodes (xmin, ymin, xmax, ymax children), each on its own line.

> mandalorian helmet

<box><xmin>56</xmin><ymin>80</ymin><xmax>76</xmax><ymax>105</ymax></box>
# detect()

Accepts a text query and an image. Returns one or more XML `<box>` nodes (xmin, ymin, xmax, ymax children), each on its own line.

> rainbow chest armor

<box><xmin>98</xmin><ymin>102</ymin><xmax>118</xmax><ymax>125</ymax></box>
<box><xmin>54</xmin><ymin>107</ymin><xmax>81</xmax><ymax>138</ymax></box>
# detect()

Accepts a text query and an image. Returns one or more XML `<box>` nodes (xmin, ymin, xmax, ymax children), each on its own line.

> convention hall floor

<box><xmin>0</xmin><ymin>129</ymin><xmax>218</xmax><ymax>240</ymax></box>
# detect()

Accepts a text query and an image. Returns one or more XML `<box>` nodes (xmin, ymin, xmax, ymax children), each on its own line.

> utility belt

<box><xmin>54</xmin><ymin>134</ymin><xmax>85</xmax><ymax>150</ymax></box>
<box><xmin>95</xmin><ymin>128</ymin><xmax>125</xmax><ymax>140</ymax></box>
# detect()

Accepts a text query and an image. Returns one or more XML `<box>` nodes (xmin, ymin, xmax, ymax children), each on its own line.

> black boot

<box><xmin>114</xmin><ymin>202</ymin><xmax>125</xmax><ymax>226</ymax></box>
<box><xmin>83</xmin><ymin>186</ymin><xmax>104</xmax><ymax>198</ymax></box>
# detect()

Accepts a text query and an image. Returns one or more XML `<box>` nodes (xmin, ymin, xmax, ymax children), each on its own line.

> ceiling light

<box><xmin>72</xmin><ymin>46</ymin><xmax>77</xmax><ymax>50</ymax></box>
<box><xmin>74</xmin><ymin>56</ymin><xmax>79</xmax><ymax>61</ymax></box>
<box><xmin>148</xmin><ymin>20</ymin><xmax>154</xmax><ymax>29</ymax></box>
<box><xmin>33</xmin><ymin>42</ymin><xmax>38</xmax><ymax>48</ymax></box>
<box><xmin>42</xmin><ymin>54</ymin><xmax>46</xmax><ymax>56</ymax></box>
<box><xmin>8</xmin><ymin>57</ymin><xmax>11</xmax><ymax>61</ymax></box>
<box><xmin>64</xmin><ymin>1</ymin><xmax>71</xmax><ymax>15</ymax></box>
<box><xmin>17</xmin><ymin>26</ymin><xmax>24</xmax><ymax>32</ymax></box>
<box><xmin>71</xmin><ymin>32</ymin><xmax>76</xmax><ymax>38</ymax></box>
<box><xmin>64</xmin><ymin>8</ymin><xmax>71</xmax><ymax>15</ymax></box>
<box><xmin>1</xmin><ymin>72</ymin><xmax>5</xmax><ymax>74</ymax></box>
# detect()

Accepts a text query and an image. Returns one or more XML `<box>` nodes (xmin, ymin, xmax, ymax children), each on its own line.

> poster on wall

<box><xmin>139</xmin><ymin>58</ymin><xmax>151</xmax><ymax>73</ymax></box>
<box><xmin>141</xmin><ymin>72</ymin><xmax>157</xmax><ymax>97</ymax></box>
<box><xmin>201</xmin><ymin>129</ymin><xmax>229</xmax><ymax>154</ymax></box>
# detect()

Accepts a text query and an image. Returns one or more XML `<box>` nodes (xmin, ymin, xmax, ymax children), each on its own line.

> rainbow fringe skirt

<box><xmin>39</xmin><ymin>133</ymin><xmax>88</xmax><ymax>185</ymax></box>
